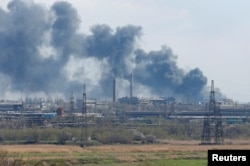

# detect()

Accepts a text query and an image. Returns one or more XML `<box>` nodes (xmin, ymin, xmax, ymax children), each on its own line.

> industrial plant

<box><xmin>1</xmin><ymin>76</ymin><xmax>250</xmax><ymax>142</ymax></box>
<box><xmin>1</xmin><ymin>0</ymin><xmax>250</xmax><ymax>148</ymax></box>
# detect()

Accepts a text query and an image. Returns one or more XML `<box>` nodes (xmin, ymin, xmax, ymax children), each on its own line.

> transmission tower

<box><xmin>201</xmin><ymin>80</ymin><xmax>223</xmax><ymax>145</ymax></box>
<box><xmin>201</xmin><ymin>80</ymin><xmax>215</xmax><ymax>145</ymax></box>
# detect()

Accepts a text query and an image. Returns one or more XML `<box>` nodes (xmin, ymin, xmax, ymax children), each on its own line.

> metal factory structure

<box><xmin>0</xmin><ymin>100</ymin><xmax>23</xmax><ymax>111</ymax></box>
<box><xmin>1</xmin><ymin>77</ymin><xmax>250</xmax><ymax>138</ymax></box>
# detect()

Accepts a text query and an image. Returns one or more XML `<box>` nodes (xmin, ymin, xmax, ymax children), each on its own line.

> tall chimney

<box><xmin>70</xmin><ymin>91</ymin><xmax>74</xmax><ymax>111</ymax></box>
<box><xmin>130</xmin><ymin>72</ymin><xmax>133</xmax><ymax>98</ymax></box>
<box><xmin>113</xmin><ymin>78</ymin><xmax>116</xmax><ymax>104</ymax></box>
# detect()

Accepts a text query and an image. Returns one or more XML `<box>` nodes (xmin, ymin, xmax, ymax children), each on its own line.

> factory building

<box><xmin>118</xmin><ymin>96</ymin><xmax>139</xmax><ymax>105</ymax></box>
<box><xmin>0</xmin><ymin>100</ymin><xmax>23</xmax><ymax>111</ymax></box>
<box><xmin>118</xmin><ymin>96</ymin><xmax>175</xmax><ymax>106</ymax></box>
<box><xmin>116</xmin><ymin>73</ymin><xmax>175</xmax><ymax>106</ymax></box>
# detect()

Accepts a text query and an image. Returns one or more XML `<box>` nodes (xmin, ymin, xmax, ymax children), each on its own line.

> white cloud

<box><xmin>63</xmin><ymin>55</ymin><xmax>109</xmax><ymax>86</ymax></box>
<box><xmin>37</xmin><ymin>31</ymin><xmax>58</xmax><ymax>60</ymax></box>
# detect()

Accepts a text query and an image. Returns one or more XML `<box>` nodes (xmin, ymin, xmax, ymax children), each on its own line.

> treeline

<box><xmin>0</xmin><ymin>121</ymin><xmax>198</xmax><ymax>145</ymax></box>
<box><xmin>0</xmin><ymin>121</ymin><xmax>249</xmax><ymax>145</ymax></box>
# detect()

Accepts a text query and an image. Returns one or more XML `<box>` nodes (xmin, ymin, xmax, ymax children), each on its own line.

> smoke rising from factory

<box><xmin>0</xmin><ymin>0</ymin><xmax>207</xmax><ymax>101</ymax></box>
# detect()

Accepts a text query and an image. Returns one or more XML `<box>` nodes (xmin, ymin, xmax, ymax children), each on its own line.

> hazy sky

<box><xmin>1</xmin><ymin>0</ymin><xmax>250</xmax><ymax>102</ymax></box>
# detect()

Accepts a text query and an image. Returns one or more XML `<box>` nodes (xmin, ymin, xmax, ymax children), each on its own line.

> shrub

<box><xmin>145</xmin><ymin>135</ymin><xmax>156</xmax><ymax>143</ymax></box>
<box><xmin>57</xmin><ymin>130</ymin><xmax>72</xmax><ymax>145</ymax></box>
<box><xmin>91</xmin><ymin>128</ymin><xmax>133</xmax><ymax>144</ymax></box>
<box><xmin>0</xmin><ymin>150</ymin><xmax>23</xmax><ymax>166</ymax></box>
<box><xmin>133</xmin><ymin>132</ymin><xmax>145</xmax><ymax>142</ymax></box>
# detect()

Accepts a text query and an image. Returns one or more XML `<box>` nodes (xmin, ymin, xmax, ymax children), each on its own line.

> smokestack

<box><xmin>70</xmin><ymin>91</ymin><xmax>74</xmax><ymax>111</ymax></box>
<box><xmin>113</xmin><ymin>78</ymin><xmax>116</xmax><ymax>104</ymax></box>
<box><xmin>130</xmin><ymin>72</ymin><xmax>133</xmax><ymax>98</ymax></box>
<box><xmin>81</xmin><ymin>83</ymin><xmax>87</xmax><ymax>147</ymax></box>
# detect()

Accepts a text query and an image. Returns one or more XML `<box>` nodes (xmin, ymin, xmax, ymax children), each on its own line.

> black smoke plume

<box><xmin>0</xmin><ymin>0</ymin><xmax>207</xmax><ymax>101</ymax></box>
<box><xmin>134</xmin><ymin>47</ymin><xmax>207</xmax><ymax>100</ymax></box>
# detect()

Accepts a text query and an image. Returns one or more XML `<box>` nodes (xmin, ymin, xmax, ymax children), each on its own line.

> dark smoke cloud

<box><xmin>51</xmin><ymin>1</ymin><xmax>83</xmax><ymax>57</ymax></box>
<box><xmin>0</xmin><ymin>0</ymin><xmax>51</xmax><ymax>92</ymax></box>
<box><xmin>133</xmin><ymin>47</ymin><xmax>207</xmax><ymax>100</ymax></box>
<box><xmin>175</xmin><ymin>68</ymin><xmax>207</xmax><ymax>100</ymax></box>
<box><xmin>0</xmin><ymin>0</ymin><xmax>208</xmax><ymax>101</ymax></box>
<box><xmin>86</xmin><ymin>24</ymin><xmax>141</xmax><ymax>77</ymax></box>
<box><xmin>82</xmin><ymin>24</ymin><xmax>141</xmax><ymax>97</ymax></box>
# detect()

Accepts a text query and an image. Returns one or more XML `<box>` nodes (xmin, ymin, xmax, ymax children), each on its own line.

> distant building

<box><xmin>218</xmin><ymin>99</ymin><xmax>241</xmax><ymax>109</ymax></box>
<box><xmin>76</xmin><ymin>98</ymin><xmax>97</xmax><ymax>108</ymax></box>
<box><xmin>118</xmin><ymin>97</ymin><xmax>139</xmax><ymax>105</ymax></box>
<box><xmin>118</xmin><ymin>96</ymin><xmax>175</xmax><ymax>106</ymax></box>
<box><xmin>0</xmin><ymin>100</ymin><xmax>23</xmax><ymax>111</ymax></box>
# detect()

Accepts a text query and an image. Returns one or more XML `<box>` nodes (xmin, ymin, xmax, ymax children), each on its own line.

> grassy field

<box><xmin>1</xmin><ymin>140</ymin><xmax>250</xmax><ymax>165</ymax></box>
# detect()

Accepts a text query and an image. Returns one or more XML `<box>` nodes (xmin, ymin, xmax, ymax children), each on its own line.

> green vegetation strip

<box><xmin>4</xmin><ymin>150</ymin><xmax>207</xmax><ymax>165</ymax></box>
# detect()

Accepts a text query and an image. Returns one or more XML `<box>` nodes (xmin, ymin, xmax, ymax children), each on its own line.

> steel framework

<box><xmin>201</xmin><ymin>80</ymin><xmax>223</xmax><ymax>145</ymax></box>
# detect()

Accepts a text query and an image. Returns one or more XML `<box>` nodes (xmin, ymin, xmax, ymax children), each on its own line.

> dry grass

<box><xmin>0</xmin><ymin>145</ymin><xmax>87</xmax><ymax>153</ymax></box>
<box><xmin>1</xmin><ymin>140</ymin><xmax>250</xmax><ymax>163</ymax></box>
<box><xmin>1</xmin><ymin>140</ymin><xmax>250</xmax><ymax>154</ymax></box>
